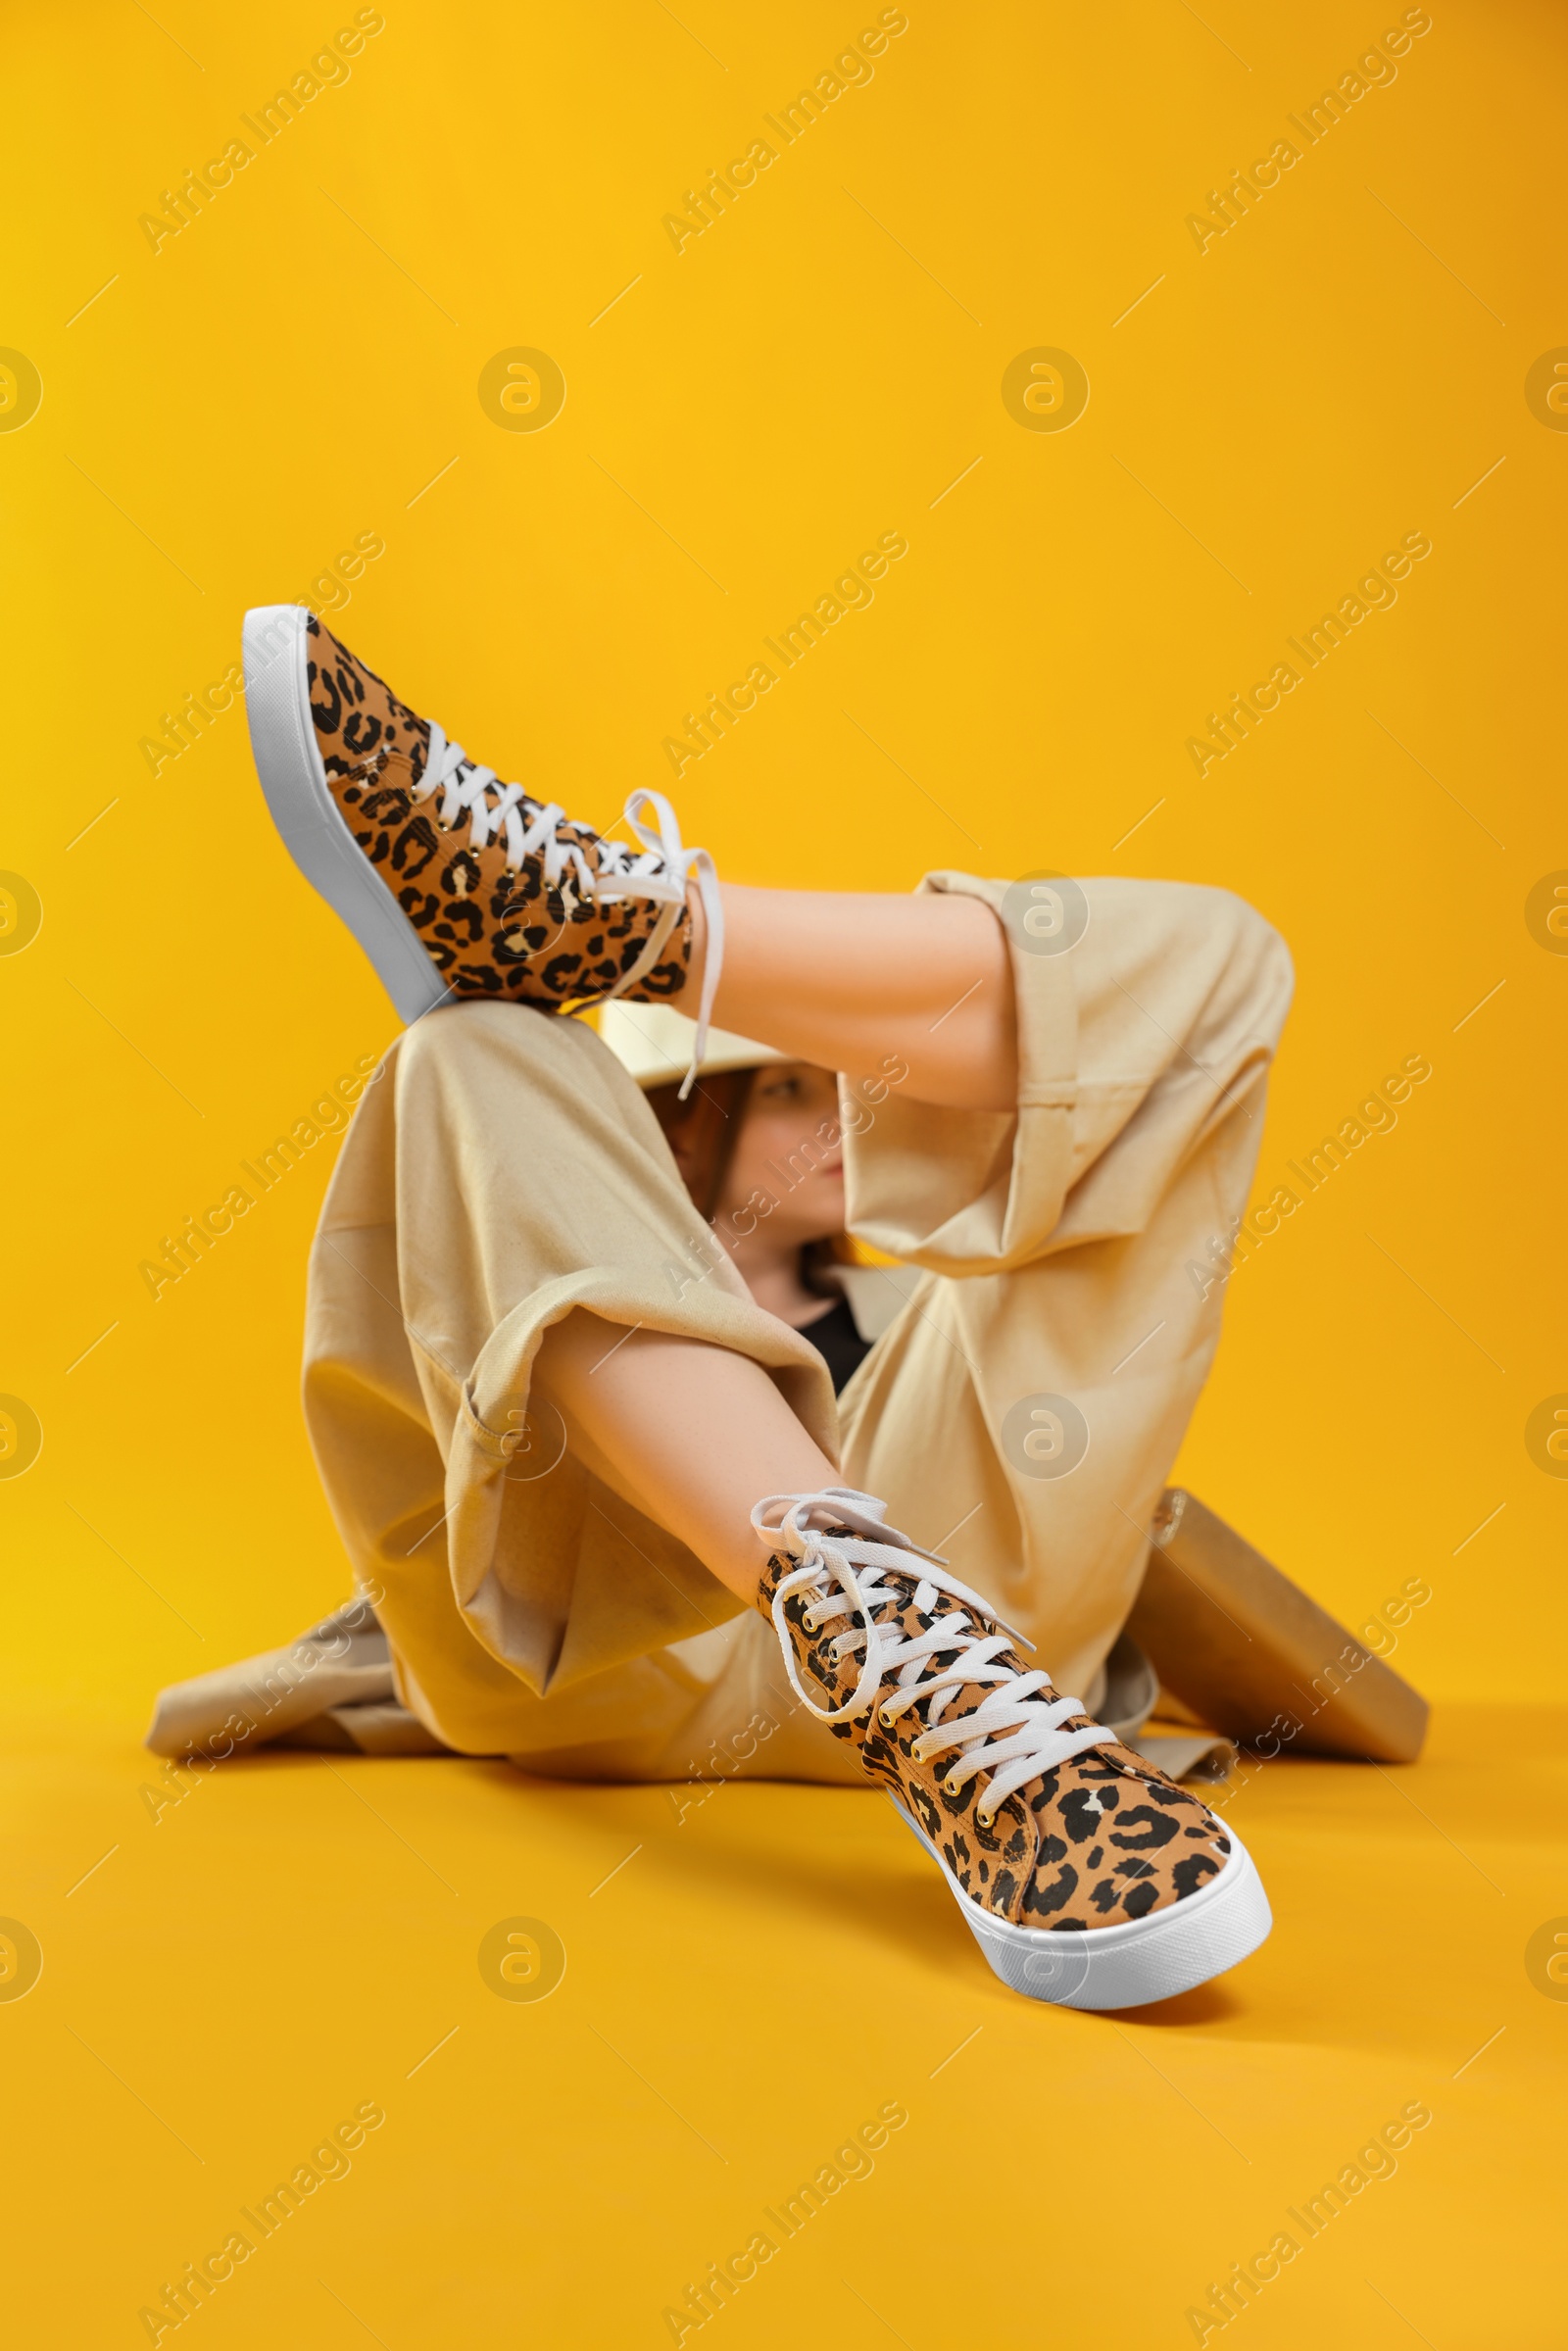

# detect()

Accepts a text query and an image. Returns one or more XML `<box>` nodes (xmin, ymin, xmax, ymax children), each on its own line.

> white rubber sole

<box><xmin>242</xmin><ymin>605</ymin><xmax>453</xmax><ymax>1024</ymax></box>
<box><xmin>894</xmin><ymin>1796</ymin><xmax>1271</xmax><ymax>2009</ymax></box>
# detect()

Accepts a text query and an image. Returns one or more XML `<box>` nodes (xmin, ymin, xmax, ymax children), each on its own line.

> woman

<box><xmin>614</xmin><ymin>1013</ymin><xmax>878</xmax><ymax>1396</ymax></box>
<box><xmin>192</xmin><ymin>605</ymin><xmax>1295</xmax><ymax>2008</ymax></box>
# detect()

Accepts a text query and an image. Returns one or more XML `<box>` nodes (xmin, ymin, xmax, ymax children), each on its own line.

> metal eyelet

<box><xmin>977</xmin><ymin>1808</ymin><xmax>995</xmax><ymax>1829</ymax></box>
<box><xmin>879</xmin><ymin>1706</ymin><xmax>896</xmax><ymax>1728</ymax></box>
<box><xmin>802</xmin><ymin>1610</ymin><xmax>819</xmax><ymax>1633</ymax></box>
<box><xmin>943</xmin><ymin>1777</ymin><xmax>961</xmax><ymax>1797</ymax></box>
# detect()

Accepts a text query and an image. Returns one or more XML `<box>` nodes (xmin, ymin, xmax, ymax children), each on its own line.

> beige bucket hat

<box><xmin>594</xmin><ymin>1001</ymin><xmax>786</xmax><ymax>1091</ymax></box>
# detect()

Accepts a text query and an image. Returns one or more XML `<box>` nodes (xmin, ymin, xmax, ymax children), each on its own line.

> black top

<box><xmin>798</xmin><ymin>1296</ymin><xmax>873</xmax><ymax>1395</ymax></box>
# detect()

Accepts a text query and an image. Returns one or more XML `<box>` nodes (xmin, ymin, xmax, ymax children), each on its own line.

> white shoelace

<box><xmin>416</xmin><ymin>722</ymin><xmax>723</xmax><ymax>1095</ymax></box>
<box><xmin>755</xmin><ymin>1488</ymin><xmax>1117</xmax><ymax>1830</ymax></box>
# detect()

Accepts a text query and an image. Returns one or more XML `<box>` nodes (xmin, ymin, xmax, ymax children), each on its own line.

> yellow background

<box><xmin>2</xmin><ymin>2</ymin><xmax>1561</xmax><ymax>2344</ymax></box>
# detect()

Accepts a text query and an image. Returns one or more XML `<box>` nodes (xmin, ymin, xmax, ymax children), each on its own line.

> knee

<box><xmin>397</xmin><ymin>999</ymin><xmax>658</xmax><ymax>1155</ymax></box>
<box><xmin>1111</xmin><ymin>879</ymin><xmax>1293</xmax><ymax>1020</ymax></box>
<box><xmin>1219</xmin><ymin>891</ymin><xmax>1295</xmax><ymax>1035</ymax></box>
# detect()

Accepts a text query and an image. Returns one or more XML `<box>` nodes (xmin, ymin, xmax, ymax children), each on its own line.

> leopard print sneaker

<box><xmin>242</xmin><ymin>605</ymin><xmax>721</xmax><ymax>1085</ymax></box>
<box><xmin>754</xmin><ymin>1489</ymin><xmax>1271</xmax><ymax>2009</ymax></box>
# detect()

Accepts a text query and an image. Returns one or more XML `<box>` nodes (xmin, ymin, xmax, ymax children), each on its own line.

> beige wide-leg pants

<box><xmin>301</xmin><ymin>872</ymin><xmax>1292</xmax><ymax>1784</ymax></box>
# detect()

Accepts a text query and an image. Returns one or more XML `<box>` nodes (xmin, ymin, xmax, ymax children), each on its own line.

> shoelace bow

<box><xmin>416</xmin><ymin>721</ymin><xmax>723</xmax><ymax>1095</ymax></box>
<box><xmin>755</xmin><ymin>1489</ymin><xmax>1116</xmax><ymax>1830</ymax></box>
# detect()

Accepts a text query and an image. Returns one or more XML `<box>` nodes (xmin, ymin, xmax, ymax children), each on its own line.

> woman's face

<box><xmin>714</xmin><ymin>1062</ymin><xmax>846</xmax><ymax>1246</ymax></box>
